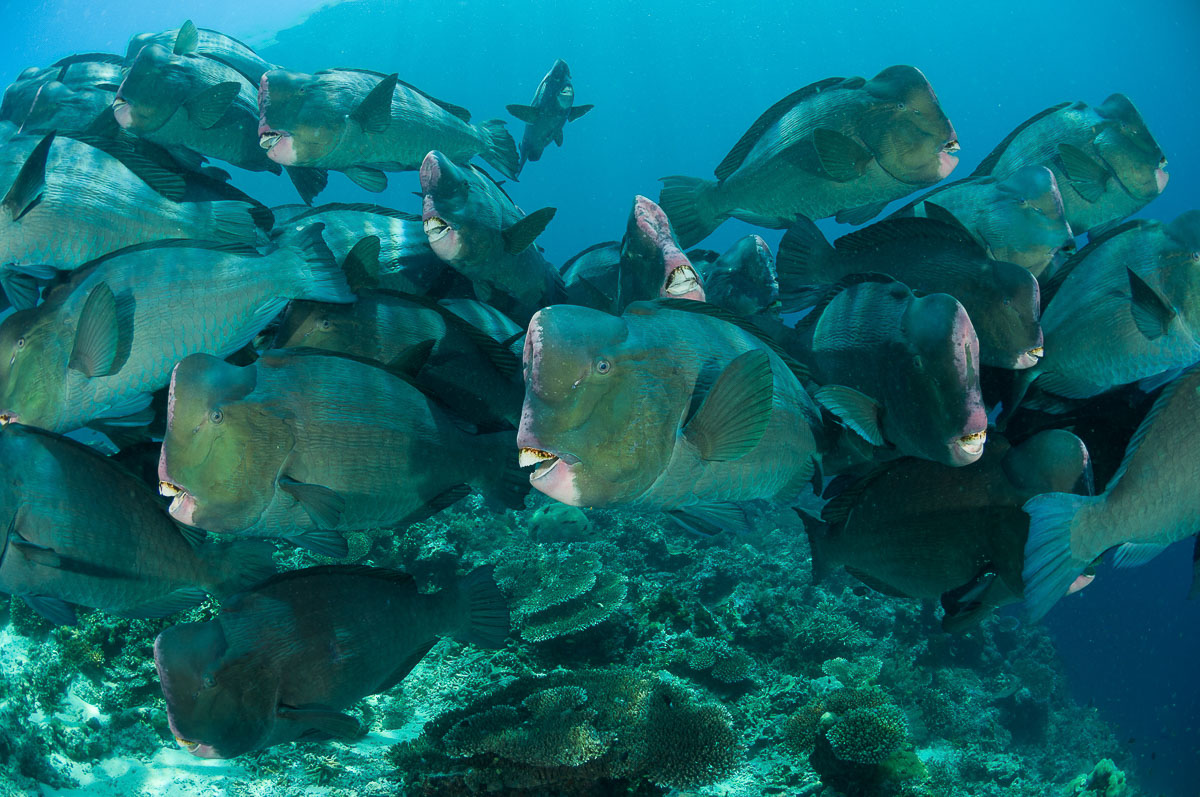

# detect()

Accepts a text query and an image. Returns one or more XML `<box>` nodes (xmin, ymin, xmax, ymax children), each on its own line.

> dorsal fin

<box><xmin>834</xmin><ymin>216</ymin><xmax>983</xmax><ymax>255</ymax></box>
<box><xmin>51</xmin><ymin>52</ymin><xmax>125</xmax><ymax>68</ymax></box>
<box><xmin>714</xmin><ymin>76</ymin><xmax>852</xmax><ymax>182</ymax></box>
<box><xmin>282</xmin><ymin>201</ymin><xmax>420</xmax><ymax>223</ymax></box>
<box><xmin>1039</xmin><ymin>219</ymin><xmax>1150</xmax><ymax>306</ymax></box>
<box><xmin>971</xmin><ymin>101</ymin><xmax>1074</xmax><ymax>177</ymax></box>
<box><xmin>560</xmin><ymin>240</ymin><xmax>620</xmax><ymax>274</ymax></box>
<box><xmin>795</xmin><ymin>272</ymin><xmax>902</xmax><ymax>333</ymax></box>
<box><xmin>233</xmin><ymin>564</ymin><xmax>416</xmax><ymax>598</ymax></box>
<box><xmin>365</xmin><ymin>289</ymin><xmax>521</xmax><ymax>379</ymax></box>
<box><xmin>819</xmin><ymin>460</ymin><xmax>900</xmax><ymax>527</ymax></box>
<box><xmin>325</xmin><ymin>67</ymin><xmax>472</xmax><ymax>122</ymax></box>
<box><xmin>1106</xmin><ymin>362</ymin><xmax>1200</xmax><ymax>488</ymax></box>
<box><xmin>636</xmin><ymin>297</ymin><xmax>809</xmax><ymax>383</ymax></box>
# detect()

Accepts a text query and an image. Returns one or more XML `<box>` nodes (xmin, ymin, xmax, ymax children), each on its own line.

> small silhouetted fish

<box><xmin>506</xmin><ymin>59</ymin><xmax>593</xmax><ymax>173</ymax></box>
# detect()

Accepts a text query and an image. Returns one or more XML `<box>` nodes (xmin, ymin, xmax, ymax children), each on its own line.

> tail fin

<box><xmin>202</xmin><ymin>539</ymin><xmax>277</xmax><ymax>598</ymax></box>
<box><xmin>776</xmin><ymin>216</ymin><xmax>836</xmax><ymax>312</ymax></box>
<box><xmin>473</xmin><ymin>430</ymin><xmax>531</xmax><ymax>510</ymax></box>
<box><xmin>454</xmin><ymin>565</ymin><xmax>510</xmax><ymax>648</ymax></box>
<box><xmin>477</xmin><ymin>119</ymin><xmax>520</xmax><ymax>181</ymax></box>
<box><xmin>1021</xmin><ymin>492</ymin><xmax>1098</xmax><ymax>620</ymax></box>
<box><xmin>285</xmin><ymin>222</ymin><xmax>356</xmax><ymax>304</ymax></box>
<box><xmin>203</xmin><ymin>201</ymin><xmax>260</xmax><ymax>246</ymax></box>
<box><xmin>658</xmin><ymin>175</ymin><xmax>723</xmax><ymax>248</ymax></box>
<box><xmin>795</xmin><ymin>508</ymin><xmax>834</xmax><ymax>584</ymax></box>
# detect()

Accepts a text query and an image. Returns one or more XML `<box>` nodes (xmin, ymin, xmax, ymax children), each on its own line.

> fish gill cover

<box><xmin>0</xmin><ymin>0</ymin><xmax>1197</xmax><ymax>796</ymax></box>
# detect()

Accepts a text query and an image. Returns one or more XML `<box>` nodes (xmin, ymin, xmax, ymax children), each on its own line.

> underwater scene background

<box><xmin>1</xmin><ymin>0</ymin><xmax>1198</xmax><ymax>795</ymax></box>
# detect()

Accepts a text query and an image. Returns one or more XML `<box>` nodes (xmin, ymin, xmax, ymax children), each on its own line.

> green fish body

<box><xmin>0</xmin><ymin>423</ymin><xmax>273</xmax><ymax>625</ymax></box>
<box><xmin>658</xmin><ymin>65</ymin><xmax>959</xmax><ymax>247</ymax></box>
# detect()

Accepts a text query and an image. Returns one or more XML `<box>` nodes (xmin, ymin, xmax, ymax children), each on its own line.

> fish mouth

<box><xmin>1012</xmin><ymin>346</ymin><xmax>1044</xmax><ymax>370</ymax></box>
<box><xmin>664</xmin><ymin>264</ymin><xmax>703</xmax><ymax>296</ymax></box>
<box><xmin>943</xmin><ymin>139</ymin><xmax>960</xmax><ymax>155</ymax></box>
<box><xmin>0</xmin><ymin>412</ymin><xmax>16</xmax><ymax>426</ymax></box>
<box><xmin>518</xmin><ymin>447</ymin><xmax>580</xmax><ymax>481</ymax></box>
<box><xmin>159</xmin><ymin>479</ymin><xmax>199</xmax><ymax>525</ymax></box>
<box><xmin>112</xmin><ymin>96</ymin><xmax>133</xmax><ymax>129</ymax></box>
<box><xmin>423</xmin><ymin>215</ymin><xmax>451</xmax><ymax>243</ymax></box>
<box><xmin>175</xmin><ymin>736</ymin><xmax>200</xmax><ymax>753</ymax></box>
<box><xmin>955</xmin><ymin>430</ymin><xmax>987</xmax><ymax>457</ymax></box>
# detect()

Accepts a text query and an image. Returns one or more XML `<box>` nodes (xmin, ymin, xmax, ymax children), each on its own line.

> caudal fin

<box><xmin>454</xmin><ymin>565</ymin><xmax>510</xmax><ymax>648</ymax></box>
<box><xmin>285</xmin><ymin>222</ymin><xmax>356</xmax><ymax>304</ymax></box>
<box><xmin>203</xmin><ymin>201</ymin><xmax>260</xmax><ymax>246</ymax></box>
<box><xmin>776</xmin><ymin>216</ymin><xmax>837</xmax><ymax>312</ymax></box>
<box><xmin>474</xmin><ymin>430</ymin><xmax>531</xmax><ymax>510</ymax></box>
<box><xmin>202</xmin><ymin>539</ymin><xmax>277</xmax><ymax>598</ymax></box>
<box><xmin>1021</xmin><ymin>492</ymin><xmax>1098</xmax><ymax>620</ymax></box>
<box><xmin>795</xmin><ymin>508</ymin><xmax>835</xmax><ymax>584</ymax></box>
<box><xmin>658</xmin><ymin>175</ymin><xmax>723</xmax><ymax>248</ymax></box>
<box><xmin>477</xmin><ymin>119</ymin><xmax>521</xmax><ymax>181</ymax></box>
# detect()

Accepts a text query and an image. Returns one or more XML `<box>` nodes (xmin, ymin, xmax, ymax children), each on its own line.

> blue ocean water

<box><xmin>2</xmin><ymin>0</ymin><xmax>1198</xmax><ymax>793</ymax></box>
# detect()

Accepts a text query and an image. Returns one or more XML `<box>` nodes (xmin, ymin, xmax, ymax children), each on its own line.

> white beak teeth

<box><xmin>957</xmin><ymin>431</ymin><xmax>987</xmax><ymax>456</ymax></box>
<box><xmin>424</xmin><ymin>216</ymin><xmax>450</xmax><ymax>242</ymax></box>
<box><xmin>665</xmin><ymin>265</ymin><xmax>701</xmax><ymax>296</ymax></box>
<box><xmin>159</xmin><ymin>481</ymin><xmax>182</xmax><ymax>497</ymax></box>
<box><xmin>519</xmin><ymin>447</ymin><xmax>556</xmax><ymax>468</ymax></box>
<box><xmin>1026</xmin><ymin>346</ymin><xmax>1044</xmax><ymax>361</ymax></box>
<box><xmin>259</xmin><ymin>132</ymin><xmax>281</xmax><ymax>150</ymax></box>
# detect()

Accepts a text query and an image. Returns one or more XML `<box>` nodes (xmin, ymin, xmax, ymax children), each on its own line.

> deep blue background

<box><xmin>3</xmin><ymin>1</ymin><xmax>1198</xmax><ymax>794</ymax></box>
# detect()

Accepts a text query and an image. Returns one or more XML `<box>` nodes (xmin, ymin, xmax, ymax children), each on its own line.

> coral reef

<box><xmin>0</xmin><ymin>499</ymin><xmax>1148</xmax><ymax>797</ymax></box>
<box><xmin>390</xmin><ymin>668</ymin><xmax>740</xmax><ymax>793</ymax></box>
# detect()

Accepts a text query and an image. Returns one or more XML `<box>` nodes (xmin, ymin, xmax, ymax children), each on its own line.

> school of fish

<box><xmin>0</xmin><ymin>19</ymin><xmax>1194</xmax><ymax>760</ymax></box>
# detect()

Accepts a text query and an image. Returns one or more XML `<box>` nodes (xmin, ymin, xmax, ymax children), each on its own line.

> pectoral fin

<box><xmin>813</xmin><ymin>128</ymin><xmax>873</xmax><ymax>183</ymax></box>
<box><xmin>184</xmin><ymin>81</ymin><xmax>240</xmax><ymax>129</ymax></box>
<box><xmin>502</xmin><ymin>207</ymin><xmax>556</xmax><ymax>254</ymax></box>
<box><xmin>816</xmin><ymin>385</ymin><xmax>885</xmax><ymax>446</ymax></box>
<box><xmin>341</xmin><ymin>235</ymin><xmax>381</xmax><ymax>292</ymax></box>
<box><xmin>343</xmin><ymin>166</ymin><xmax>387</xmax><ymax>193</ymax></box>
<box><xmin>1057</xmin><ymin>143</ymin><xmax>1109</xmax><ymax>203</ymax></box>
<box><xmin>666</xmin><ymin>503</ymin><xmax>754</xmax><ymax>536</ymax></box>
<box><xmin>683</xmin><ymin>349</ymin><xmax>774</xmax><ymax>461</ymax></box>
<box><xmin>69</xmin><ymin>282</ymin><xmax>127</xmax><ymax>377</ymax></box>
<box><xmin>22</xmin><ymin>594</ymin><xmax>78</xmax><ymax>626</ymax></box>
<box><xmin>278</xmin><ymin>476</ymin><xmax>345</xmax><ymax>529</ymax></box>
<box><xmin>567</xmin><ymin>104</ymin><xmax>594</xmax><ymax>122</ymax></box>
<box><xmin>834</xmin><ymin>201</ymin><xmax>888</xmax><ymax>226</ymax></box>
<box><xmin>350</xmin><ymin>73</ymin><xmax>397</xmax><ymax>134</ymax></box>
<box><xmin>277</xmin><ymin>707</ymin><xmax>362</xmax><ymax>739</ymax></box>
<box><xmin>505</xmin><ymin>103</ymin><xmax>539</xmax><ymax>124</ymax></box>
<box><xmin>1127</xmin><ymin>268</ymin><xmax>1175</xmax><ymax>341</ymax></box>
<box><xmin>3</xmin><ymin>132</ymin><xmax>52</xmax><ymax>221</ymax></box>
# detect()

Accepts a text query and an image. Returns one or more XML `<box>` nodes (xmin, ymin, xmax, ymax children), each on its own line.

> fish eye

<box><xmin>318</xmin><ymin>319</ymin><xmax>332</xmax><ymax>331</ymax></box>
<box><xmin>1192</xmin><ymin>252</ymin><xmax>1200</xmax><ymax>263</ymax></box>
<box><xmin>897</xmin><ymin>102</ymin><xmax>906</xmax><ymax>111</ymax></box>
<box><xmin>594</xmin><ymin>358</ymin><xmax>612</xmax><ymax>375</ymax></box>
<box><xmin>1017</xmin><ymin>198</ymin><xmax>1028</xmax><ymax>207</ymax></box>
<box><xmin>209</xmin><ymin>409</ymin><xmax>224</xmax><ymax>424</ymax></box>
<box><xmin>16</xmin><ymin>337</ymin><xmax>25</xmax><ymax>350</ymax></box>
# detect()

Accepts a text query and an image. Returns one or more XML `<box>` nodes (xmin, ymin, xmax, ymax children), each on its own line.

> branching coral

<box><xmin>825</xmin><ymin>704</ymin><xmax>909</xmax><ymax>764</ymax></box>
